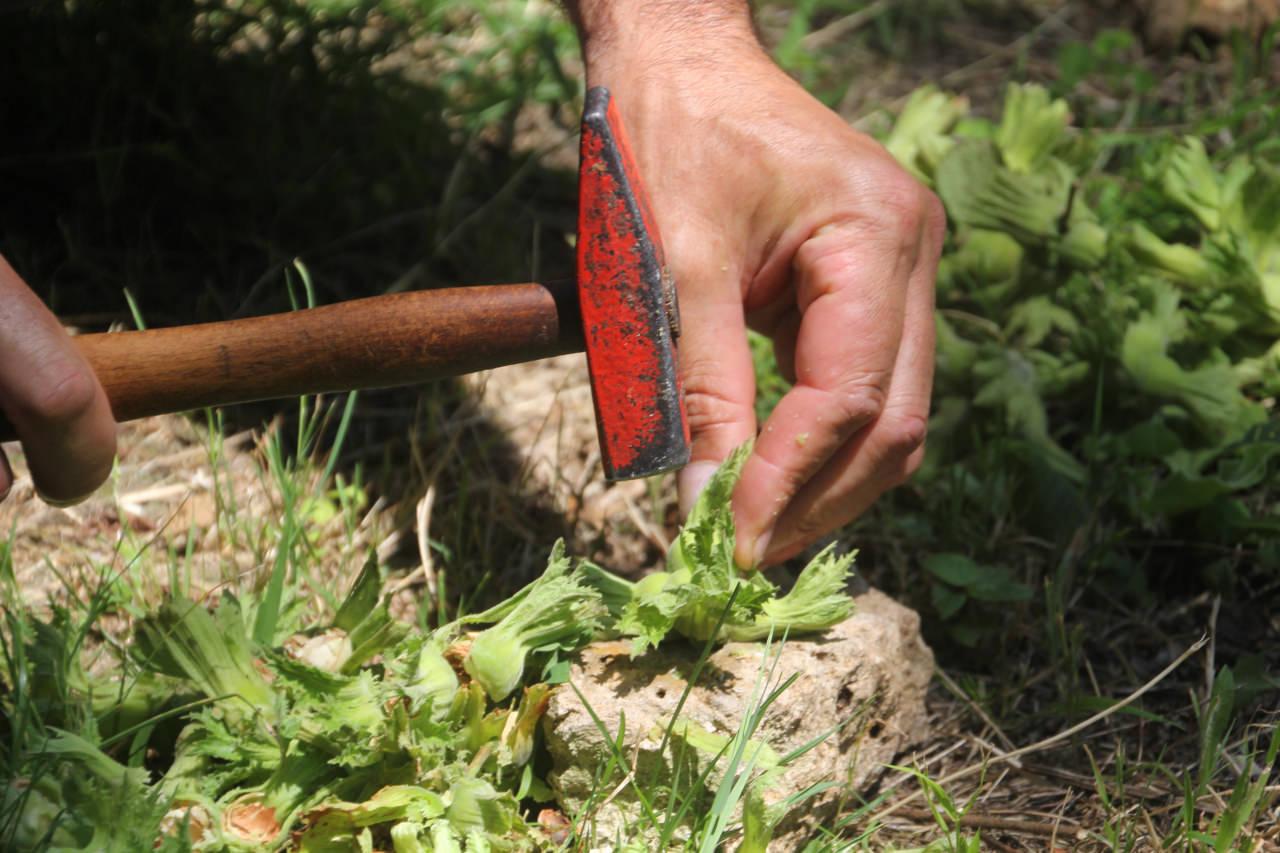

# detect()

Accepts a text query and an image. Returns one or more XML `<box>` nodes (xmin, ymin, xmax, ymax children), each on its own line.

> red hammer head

<box><xmin>577</xmin><ymin>87</ymin><xmax>691</xmax><ymax>482</ymax></box>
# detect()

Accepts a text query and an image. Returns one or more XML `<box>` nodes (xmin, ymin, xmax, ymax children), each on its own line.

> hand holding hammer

<box><xmin>0</xmin><ymin>89</ymin><xmax>687</xmax><ymax>496</ymax></box>
<box><xmin>3</xmin><ymin>1</ymin><xmax>943</xmax><ymax>568</ymax></box>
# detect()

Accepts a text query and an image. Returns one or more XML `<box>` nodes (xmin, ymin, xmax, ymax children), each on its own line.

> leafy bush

<box><xmin>754</xmin><ymin>62</ymin><xmax>1280</xmax><ymax>646</ymax></box>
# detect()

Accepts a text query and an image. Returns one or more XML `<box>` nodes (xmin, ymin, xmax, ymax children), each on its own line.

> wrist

<box><xmin>568</xmin><ymin>0</ymin><xmax>762</xmax><ymax>82</ymax></box>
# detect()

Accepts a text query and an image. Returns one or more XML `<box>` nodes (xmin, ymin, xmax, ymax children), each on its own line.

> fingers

<box><xmin>0</xmin><ymin>255</ymin><xmax>117</xmax><ymax>504</ymax></box>
<box><xmin>732</xmin><ymin>179</ymin><xmax>942</xmax><ymax>568</ymax></box>
<box><xmin>672</xmin><ymin>237</ymin><xmax>760</xmax><ymax>518</ymax></box>
<box><xmin>747</xmin><ymin>301</ymin><xmax>801</xmax><ymax>385</ymax></box>
<box><xmin>594</xmin><ymin>56</ymin><xmax>943</xmax><ymax>558</ymax></box>
<box><xmin>763</xmin><ymin>225</ymin><xmax>940</xmax><ymax>563</ymax></box>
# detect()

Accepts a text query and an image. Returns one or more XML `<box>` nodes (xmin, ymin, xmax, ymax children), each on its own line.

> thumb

<box><xmin>671</xmin><ymin>242</ymin><xmax>758</xmax><ymax>518</ymax></box>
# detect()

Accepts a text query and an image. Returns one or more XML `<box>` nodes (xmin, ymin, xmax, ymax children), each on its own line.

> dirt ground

<box><xmin>5</xmin><ymin>0</ymin><xmax>1280</xmax><ymax>848</ymax></box>
<box><xmin>7</xmin><ymin>408</ymin><xmax>1275</xmax><ymax>848</ymax></box>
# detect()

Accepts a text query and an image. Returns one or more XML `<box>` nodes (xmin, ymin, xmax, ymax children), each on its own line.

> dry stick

<box><xmin>416</xmin><ymin>485</ymin><xmax>437</xmax><ymax>599</ymax></box>
<box><xmin>1205</xmin><ymin>593</ymin><xmax>1221</xmax><ymax>699</ymax></box>
<box><xmin>357</xmin><ymin>495</ymin><xmax>388</xmax><ymax>538</ymax></box>
<box><xmin>1022</xmin><ymin>762</ymin><xmax>1172</xmax><ymax>801</ymax></box>
<box><xmin>1145</xmin><ymin>785</ymin><xmax>1280</xmax><ymax>818</ymax></box>
<box><xmin>376</xmin><ymin>526</ymin><xmax>406</xmax><ymax>565</ymax></box>
<box><xmin>873</xmin><ymin>737</ymin><xmax>976</xmax><ymax>826</ymax></box>
<box><xmin>887</xmin><ymin>807</ymin><xmax>1081</xmax><ymax>838</ymax></box>
<box><xmin>623</xmin><ymin>492</ymin><xmax>671</xmax><ymax>553</ymax></box>
<box><xmin>1049</xmin><ymin>788</ymin><xmax>1076</xmax><ymax>851</ymax></box>
<box><xmin>974</xmin><ymin>762</ymin><xmax>1012</xmax><ymax>807</ymax></box>
<box><xmin>846</xmin><ymin>0</ymin><xmax>1075</xmax><ymax>122</ymax></box>
<box><xmin>799</xmin><ymin>0</ymin><xmax>889</xmax><ymax>50</ymax></box>
<box><xmin>983</xmin><ymin>836</ymin><xmax>1020</xmax><ymax>853</ymax></box>
<box><xmin>118</xmin><ymin>481</ymin><xmax>200</xmax><ymax>507</ymax></box>
<box><xmin>1140</xmin><ymin>807</ymin><xmax>1163</xmax><ymax>845</ymax></box>
<box><xmin>937</xmin><ymin>5</ymin><xmax>1074</xmax><ymax>88</ymax></box>
<box><xmin>881</xmin><ymin>737</ymin><xmax>971</xmax><ymax>793</ymax></box>
<box><xmin>873</xmin><ymin>635</ymin><xmax>1209</xmax><ymax>823</ymax></box>
<box><xmin>387</xmin><ymin>484</ymin><xmax>438</xmax><ymax>597</ymax></box>
<box><xmin>936</xmin><ymin>666</ymin><xmax>1018</xmax><ymax>754</ymax></box>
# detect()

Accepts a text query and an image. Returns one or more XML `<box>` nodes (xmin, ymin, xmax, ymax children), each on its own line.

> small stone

<box><xmin>542</xmin><ymin>589</ymin><xmax>933</xmax><ymax>850</ymax></box>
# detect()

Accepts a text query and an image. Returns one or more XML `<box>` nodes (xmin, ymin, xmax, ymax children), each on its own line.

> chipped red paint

<box><xmin>577</xmin><ymin>87</ymin><xmax>690</xmax><ymax>481</ymax></box>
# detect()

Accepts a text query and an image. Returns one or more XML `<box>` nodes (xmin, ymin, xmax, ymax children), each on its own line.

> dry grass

<box><xmin>1</xmin><ymin>412</ymin><xmax>389</xmax><ymax>623</ymax></box>
<box><xmin>873</xmin><ymin>655</ymin><xmax>1280</xmax><ymax>848</ymax></box>
<box><xmin>3</xmin><ymin>0</ymin><xmax>1279</xmax><ymax>849</ymax></box>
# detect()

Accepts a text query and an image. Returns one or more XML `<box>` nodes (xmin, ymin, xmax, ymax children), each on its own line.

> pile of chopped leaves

<box><xmin>1</xmin><ymin>448</ymin><xmax>856</xmax><ymax>851</ymax></box>
<box><xmin>899</xmin><ymin>82</ymin><xmax>1280</xmax><ymax>523</ymax></box>
<box><xmin>871</xmin><ymin>82</ymin><xmax>1280</xmax><ymax>638</ymax></box>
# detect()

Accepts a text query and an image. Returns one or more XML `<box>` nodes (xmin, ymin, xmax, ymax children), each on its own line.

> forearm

<box><xmin>563</xmin><ymin>0</ymin><xmax>762</xmax><ymax>75</ymax></box>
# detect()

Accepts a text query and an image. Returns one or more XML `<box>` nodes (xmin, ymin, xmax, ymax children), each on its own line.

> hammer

<box><xmin>0</xmin><ymin>88</ymin><xmax>690</xmax><ymax>481</ymax></box>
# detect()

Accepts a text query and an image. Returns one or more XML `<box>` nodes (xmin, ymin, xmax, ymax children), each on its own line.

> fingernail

<box><xmin>752</xmin><ymin>528</ymin><xmax>773</xmax><ymax>567</ymax></box>
<box><xmin>677</xmin><ymin>461</ymin><xmax>719</xmax><ymax>518</ymax></box>
<box><xmin>734</xmin><ymin>527</ymin><xmax>772</xmax><ymax>574</ymax></box>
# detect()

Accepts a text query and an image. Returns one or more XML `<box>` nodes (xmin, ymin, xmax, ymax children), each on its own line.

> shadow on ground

<box><xmin>1</xmin><ymin>0</ymin><xmax>589</xmax><ymax>601</ymax></box>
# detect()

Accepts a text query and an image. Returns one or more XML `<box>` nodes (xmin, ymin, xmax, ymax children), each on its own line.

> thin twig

<box><xmin>889</xmin><ymin>806</ymin><xmax>1082</xmax><ymax>837</ymax></box>
<box><xmin>936</xmin><ymin>666</ymin><xmax>1018</xmax><ymax>754</ymax></box>
<box><xmin>938</xmin><ymin>5</ymin><xmax>1073</xmax><ymax>87</ymax></box>
<box><xmin>800</xmin><ymin>0</ymin><xmax>889</xmax><ymax>50</ymax></box>
<box><xmin>1020</xmin><ymin>762</ymin><xmax>1172</xmax><ymax>801</ymax></box>
<box><xmin>623</xmin><ymin>492</ymin><xmax>670</xmax><ymax>553</ymax></box>
<box><xmin>874</xmin><ymin>635</ymin><xmax>1209</xmax><ymax>822</ymax></box>
<box><xmin>881</xmin><ymin>737</ymin><xmax>971</xmax><ymax>792</ymax></box>
<box><xmin>415</xmin><ymin>484</ymin><xmax>437</xmax><ymax>600</ymax></box>
<box><xmin>387</xmin><ymin>484</ymin><xmax>437</xmax><ymax>597</ymax></box>
<box><xmin>1205</xmin><ymin>593</ymin><xmax>1221</xmax><ymax>700</ymax></box>
<box><xmin>983</xmin><ymin>836</ymin><xmax>1020</xmax><ymax>853</ymax></box>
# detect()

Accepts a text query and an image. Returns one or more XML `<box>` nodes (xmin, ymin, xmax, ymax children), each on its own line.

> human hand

<box><xmin>568</xmin><ymin>1</ymin><xmax>944</xmax><ymax>568</ymax></box>
<box><xmin>0</xmin><ymin>254</ymin><xmax>117</xmax><ymax>504</ymax></box>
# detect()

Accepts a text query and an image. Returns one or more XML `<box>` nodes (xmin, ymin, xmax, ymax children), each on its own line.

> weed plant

<box><xmin>2</xmin><ymin>0</ymin><xmax>1279</xmax><ymax>848</ymax></box>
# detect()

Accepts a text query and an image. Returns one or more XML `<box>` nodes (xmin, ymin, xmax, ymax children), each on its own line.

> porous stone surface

<box><xmin>542</xmin><ymin>589</ymin><xmax>934</xmax><ymax>850</ymax></box>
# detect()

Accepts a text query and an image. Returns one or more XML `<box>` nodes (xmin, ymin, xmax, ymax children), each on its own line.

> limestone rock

<box><xmin>542</xmin><ymin>589</ymin><xmax>933</xmax><ymax>850</ymax></box>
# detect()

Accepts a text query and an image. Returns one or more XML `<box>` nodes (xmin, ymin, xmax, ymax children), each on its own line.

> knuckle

<box><xmin>881</xmin><ymin>417</ymin><xmax>928</xmax><ymax>487</ymax></box>
<box><xmin>789</xmin><ymin>509</ymin><xmax>829</xmax><ymax>545</ymax></box>
<box><xmin>794</xmin><ymin>239</ymin><xmax>852</xmax><ymax>296</ymax></box>
<box><xmin>25</xmin><ymin>360</ymin><xmax>100</xmax><ymax>427</ymax></box>
<box><xmin>681</xmin><ymin>367</ymin><xmax>750</xmax><ymax>439</ymax></box>
<box><xmin>883</xmin><ymin>413</ymin><xmax>928</xmax><ymax>459</ymax></box>
<box><xmin>865</xmin><ymin>169</ymin><xmax>931</xmax><ymax>241</ymax></box>
<box><xmin>825</xmin><ymin>379</ymin><xmax>888</xmax><ymax>428</ymax></box>
<box><xmin>758</xmin><ymin>451</ymin><xmax>809</xmax><ymax>500</ymax></box>
<box><xmin>923</xmin><ymin>189</ymin><xmax>947</xmax><ymax>243</ymax></box>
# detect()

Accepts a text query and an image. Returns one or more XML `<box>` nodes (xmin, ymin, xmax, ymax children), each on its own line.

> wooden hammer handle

<box><xmin>0</xmin><ymin>282</ymin><xmax>581</xmax><ymax>443</ymax></box>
